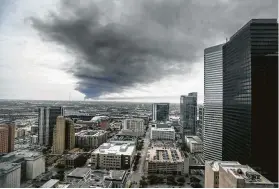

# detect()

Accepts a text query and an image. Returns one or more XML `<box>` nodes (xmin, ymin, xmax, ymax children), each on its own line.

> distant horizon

<box><xmin>0</xmin><ymin>98</ymin><xmax>205</xmax><ymax>105</ymax></box>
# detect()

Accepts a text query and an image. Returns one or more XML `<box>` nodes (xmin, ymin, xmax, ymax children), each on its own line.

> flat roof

<box><xmin>186</xmin><ymin>136</ymin><xmax>202</xmax><ymax>144</ymax></box>
<box><xmin>151</xmin><ymin>127</ymin><xmax>175</xmax><ymax>131</ymax></box>
<box><xmin>221</xmin><ymin>164</ymin><xmax>273</xmax><ymax>185</ymax></box>
<box><xmin>67</xmin><ymin>168</ymin><xmax>91</xmax><ymax>178</ymax></box>
<box><xmin>105</xmin><ymin>170</ymin><xmax>126</xmax><ymax>180</ymax></box>
<box><xmin>148</xmin><ymin>147</ymin><xmax>184</xmax><ymax>163</ymax></box>
<box><xmin>75</xmin><ymin>130</ymin><xmax>107</xmax><ymax>137</ymax></box>
<box><xmin>206</xmin><ymin>161</ymin><xmax>240</xmax><ymax>172</ymax></box>
<box><xmin>40</xmin><ymin>179</ymin><xmax>60</xmax><ymax>188</ymax></box>
<box><xmin>93</xmin><ymin>142</ymin><xmax>135</xmax><ymax>156</ymax></box>
<box><xmin>0</xmin><ymin>162</ymin><xmax>21</xmax><ymax>175</ymax></box>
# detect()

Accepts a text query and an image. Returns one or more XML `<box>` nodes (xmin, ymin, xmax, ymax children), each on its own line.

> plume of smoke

<box><xmin>29</xmin><ymin>0</ymin><xmax>278</xmax><ymax>98</ymax></box>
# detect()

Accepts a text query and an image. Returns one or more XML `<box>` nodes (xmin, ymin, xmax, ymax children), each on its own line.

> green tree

<box><xmin>177</xmin><ymin>177</ymin><xmax>185</xmax><ymax>183</ymax></box>
<box><xmin>139</xmin><ymin>180</ymin><xmax>148</xmax><ymax>188</ymax></box>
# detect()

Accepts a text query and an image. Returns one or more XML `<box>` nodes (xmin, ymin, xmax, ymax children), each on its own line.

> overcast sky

<box><xmin>0</xmin><ymin>0</ymin><xmax>277</xmax><ymax>103</ymax></box>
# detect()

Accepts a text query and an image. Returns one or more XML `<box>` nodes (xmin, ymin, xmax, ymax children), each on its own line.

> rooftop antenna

<box><xmin>226</xmin><ymin>37</ymin><xmax>228</xmax><ymax>42</ymax></box>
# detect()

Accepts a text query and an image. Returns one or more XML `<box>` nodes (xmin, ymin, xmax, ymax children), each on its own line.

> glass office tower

<box><xmin>180</xmin><ymin>92</ymin><xmax>197</xmax><ymax>136</ymax></box>
<box><xmin>203</xmin><ymin>44</ymin><xmax>224</xmax><ymax>161</ymax></box>
<box><xmin>38</xmin><ymin>106</ymin><xmax>64</xmax><ymax>146</ymax></box>
<box><xmin>152</xmin><ymin>103</ymin><xmax>169</xmax><ymax>122</ymax></box>
<box><xmin>222</xmin><ymin>19</ymin><xmax>278</xmax><ymax>182</ymax></box>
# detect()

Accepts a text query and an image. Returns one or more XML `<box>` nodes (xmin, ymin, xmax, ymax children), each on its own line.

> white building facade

<box><xmin>185</xmin><ymin>136</ymin><xmax>203</xmax><ymax>153</ymax></box>
<box><xmin>25</xmin><ymin>155</ymin><xmax>45</xmax><ymax>180</ymax></box>
<box><xmin>0</xmin><ymin>163</ymin><xmax>21</xmax><ymax>188</ymax></box>
<box><xmin>91</xmin><ymin>142</ymin><xmax>136</xmax><ymax>170</ymax></box>
<box><xmin>151</xmin><ymin>127</ymin><xmax>175</xmax><ymax>140</ymax></box>
<box><xmin>122</xmin><ymin>119</ymin><xmax>145</xmax><ymax>137</ymax></box>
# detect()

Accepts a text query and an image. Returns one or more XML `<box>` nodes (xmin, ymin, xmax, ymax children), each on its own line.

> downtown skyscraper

<box><xmin>38</xmin><ymin>106</ymin><xmax>64</xmax><ymax>146</ymax></box>
<box><xmin>180</xmin><ymin>92</ymin><xmax>197</xmax><ymax>136</ymax></box>
<box><xmin>152</xmin><ymin>103</ymin><xmax>169</xmax><ymax>122</ymax></box>
<box><xmin>203</xmin><ymin>44</ymin><xmax>224</xmax><ymax>161</ymax></box>
<box><xmin>222</xmin><ymin>19</ymin><xmax>278</xmax><ymax>182</ymax></box>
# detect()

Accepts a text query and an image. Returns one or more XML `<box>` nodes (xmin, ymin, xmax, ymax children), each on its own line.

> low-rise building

<box><xmin>122</xmin><ymin>119</ymin><xmax>145</xmax><ymax>137</ymax></box>
<box><xmin>91</xmin><ymin>116</ymin><xmax>110</xmax><ymax>130</ymax></box>
<box><xmin>61</xmin><ymin>153</ymin><xmax>86</xmax><ymax>169</ymax></box>
<box><xmin>109</xmin><ymin>135</ymin><xmax>137</xmax><ymax>145</ymax></box>
<box><xmin>40</xmin><ymin>179</ymin><xmax>60</xmax><ymax>188</ymax></box>
<box><xmin>15</xmin><ymin>128</ymin><xmax>26</xmax><ymax>138</ymax></box>
<box><xmin>31</xmin><ymin>135</ymin><xmax>38</xmax><ymax>144</ymax></box>
<box><xmin>66</xmin><ymin>168</ymin><xmax>91</xmax><ymax>183</ymax></box>
<box><xmin>150</xmin><ymin>127</ymin><xmax>175</xmax><ymax>140</ymax></box>
<box><xmin>104</xmin><ymin>170</ymin><xmax>128</xmax><ymax>188</ymax></box>
<box><xmin>0</xmin><ymin>162</ymin><xmax>21</xmax><ymax>188</ymax></box>
<box><xmin>31</xmin><ymin>126</ymin><xmax>39</xmax><ymax>135</ymax></box>
<box><xmin>205</xmin><ymin>161</ymin><xmax>274</xmax><ymax>188</ymax></box>
<box><xmin>0</xmin><ymin>151</ymin><xmax>45</xmax><ymax>180</ymax></box>
<box><xmin>75</xmin><ymin>130</ymin><xmax>107</xmax><ymax>149</ymax></box>
<box><xmin>146</xmin><ymin>147</ymin><xmax>189</xmax><ymax>175</ymax></box>
<box><xmin>91</xmin><ymin>142</ymin><xmax>136</xmax><ymax>170</ymax></box>
<box><xmin>185</xmin><ymin>136</ymin><xmax>203</xmax><ymax>153</ymax></box>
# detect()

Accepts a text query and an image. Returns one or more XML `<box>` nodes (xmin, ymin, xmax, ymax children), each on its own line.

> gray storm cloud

<box><xmin>29</xmin><ymin>0</ymin><xmax>278</xmax><ymax>98</ymax></box>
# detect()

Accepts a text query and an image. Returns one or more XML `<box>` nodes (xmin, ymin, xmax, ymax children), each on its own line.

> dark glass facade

<box><xmin>203</xmin><ymin>44</ymin><xmax>223</xmax><ymax>161</ymax></box>
<box><xmin>222</xmin><ymin>19</ymin><xmax>278</xmax><ymax>182</ymax></box>
<box><xmin>180</xmin><ymin>92</ymin><xmax>197</xmax><ymax>136</ymax></box>
<box><xmin>152</xmin><ymin>103</ymin><xmax>169</xmax><ymax>122</ymax></box>
<box><xmin>38</xmin><ymin>106</ymin><xmax>64</xmax><ymax>146</ymax></box>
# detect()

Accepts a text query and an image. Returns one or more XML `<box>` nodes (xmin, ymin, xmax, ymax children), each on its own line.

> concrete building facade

<box><xmin>52</xmin><ymin>116</ymin><xmax>66</xmax><ymax>154</ymax></box>
<box><xmin>147</xmin><ymin>147</ymin><xmax>189</xmax><ymax>175</ymax></box>
<box><xmin>65</xmin><ymin>118</ymin><xmax>75</xmax><ymax>151</ymax></box>
<box><xmin>0</xmin><ymin>124</ymin><xmax>15</xmax><ymax>153</ymax></box>
<box><xmin>150</xmin><ymin>127</ymin><xmax>175</xmax><ymax>140</ymax></box>
<box><xmin>185</xmin><ymin>136</ymin><xmax>203</xmax><ymax>153</ymax></box>
<box><xmin>122</xmin><ymin>118</ymin><xmax>145</xmax><ymax>137</ymax></box>
<box><xmin>91</xmin><ymin>142</ymin><xmax>136</xmax><ymax>170</ymax></box>
<box><xmin>205</xmin><ymin>161</ymin><xmax>274</xmax><ymax>188</ymax></box>
<box><xmin>0</xmin><ymin>163</ymin><xmax>21</xmax><ymax>188</ymax></box>
<box><xmin>75</xmin><ymin>130</ymin><xmax>107</xmax><ymax>149</ymax></box>
<box><xmin>25</xmin><ymin>154</ymin><xmax>45</xmax><ymax>180</ymax></box>
<box><xmin>0</xmin><ymin>127</ymin><xmax>9</xmax><ymax>154</ymax></box>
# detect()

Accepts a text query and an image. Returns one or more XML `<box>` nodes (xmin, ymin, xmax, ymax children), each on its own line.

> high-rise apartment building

<box><xmin>65</xmin><ymin>118</ymin><xmax>75</xmax><ymax>151</ymax></box>
<box><xmin>203</xmin><ymin>44</ymin><xmax>224</xmax><ymax>161</ymax></box>
<box><xmin>38</xmin><ymin>106</ymin><xmax>64</xmax><ymax>146</ymax></box>
<box><xmin>52</xmin><ymin>116</ymin><xmax>66</xmax><ymax>154</ymax></box>
<box><xmin>0</xmin><ymin>127</ymin><xmax>8</xmax><ymax>154</ymax></box>
<box><xmin>222</xmin><ymin>19</ymin><xmax>278</xmax><ymax>182</ymax></box>
<box><xmin>180</xmin><ymin>93</ymin><xmax>197</xmax><ymax>136</ymax></box>
<box><xmin>0</xmin><ymin>124</ymin><xmax>15</xmax><ymax>153</ymax></box>
<box><xmin>152</xmin><ymin>103</ymin><xmax>169</xmax><ymax>122</ymax></box>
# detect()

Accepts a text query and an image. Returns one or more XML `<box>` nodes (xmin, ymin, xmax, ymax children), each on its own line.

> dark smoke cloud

<box><xmin>29</xmin><ymin>0</ymin><xmax>277</xmax><ymax>98</ymax></box>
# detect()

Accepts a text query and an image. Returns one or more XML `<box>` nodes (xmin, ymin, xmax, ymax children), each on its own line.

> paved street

<box><xmin>127</xmin><ymin>125</ymin><xmax>151</xmax><ymax>188</ymax></box>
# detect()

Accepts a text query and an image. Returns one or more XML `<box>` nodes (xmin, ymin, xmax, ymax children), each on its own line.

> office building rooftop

<box><xmin>148</xmin><ymin>147</ymin><xmax>184</xmax><ymax>163</ymax></box>
<box><xmin>93</xmin><ymin>142</ymin><xmax>135</xmax><ymax>156</ymax></box>
<box><xmin>0</xmin><ymin>162</ymin><xmax>21</xmax><ymax>176</ymax></box>
<box><xmin>67</xmin><ymin>168</ymin><xmax>91</xmax><ymax>178</ymax></box>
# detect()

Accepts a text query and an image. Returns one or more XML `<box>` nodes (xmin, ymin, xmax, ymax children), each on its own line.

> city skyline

<box><xmin>0</xmin><ymin>0</ymin><xmax>277</xmax><ymax>103</ymax></box>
